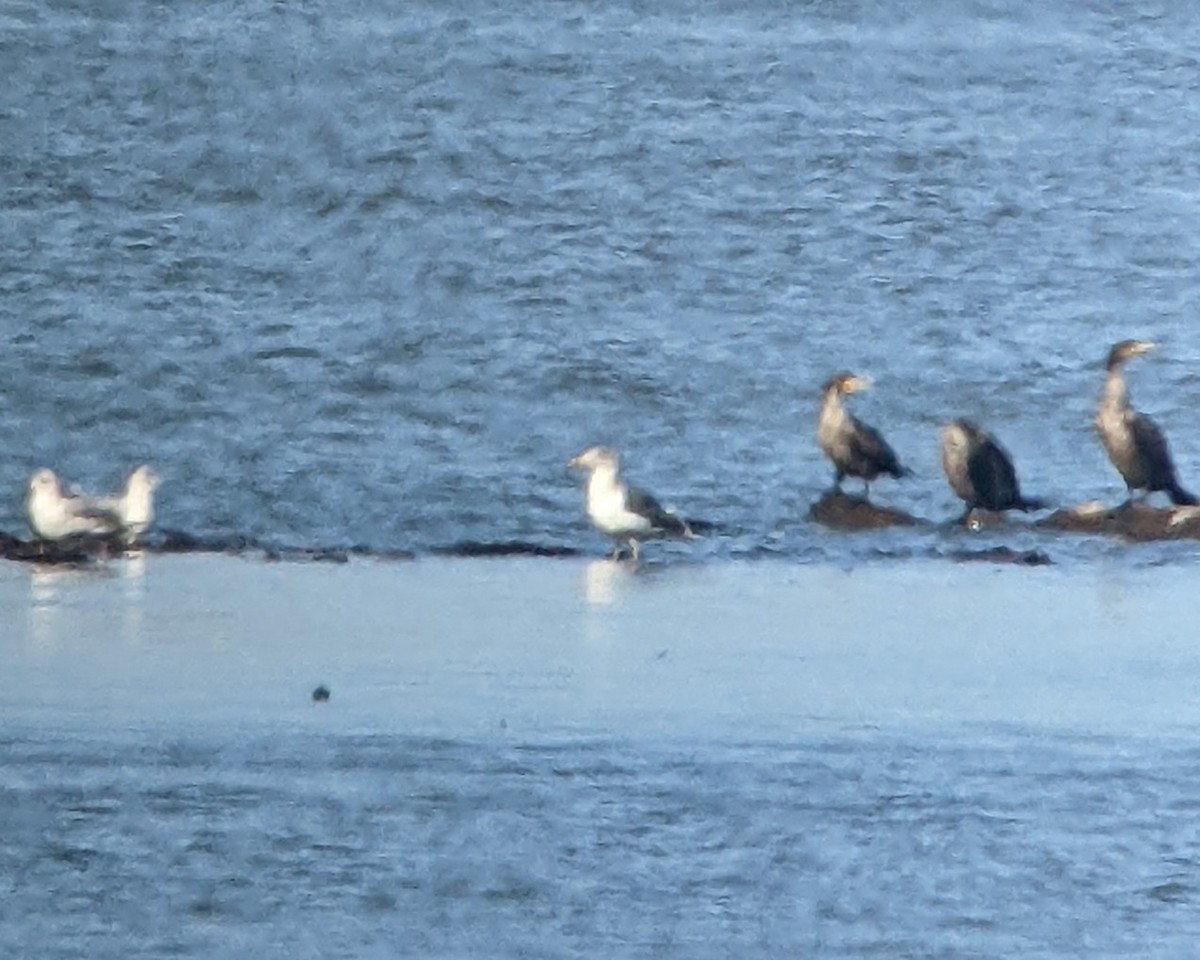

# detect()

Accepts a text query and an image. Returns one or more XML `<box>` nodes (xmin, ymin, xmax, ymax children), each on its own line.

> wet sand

<box><xmin>4</xmin><ymin>554</ymin><xmax>1199</xmax><ymax>743</ymax></box>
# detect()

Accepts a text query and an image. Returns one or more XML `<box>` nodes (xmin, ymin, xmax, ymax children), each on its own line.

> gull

<box><xmin>94</xmin><ymin>465</ymin><xmax>162</xmax><ymax>545</ymax></box>
<box><xmin>25</xmin><ymin>468</ymin><xmax>122</xmax><ymax>542</ymax></box>
<box><xmin>569</xmin><ymin>446</ymin><xmax>693</xmax><ymax>561</ymax></box>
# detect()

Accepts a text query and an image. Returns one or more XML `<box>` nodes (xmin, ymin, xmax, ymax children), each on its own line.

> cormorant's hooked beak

<box><xmin>845</xmin><ymin>375</ymin><xmax>873</xmax><ymax>394</ymax></box>
<box><xmin>1130</xmin><ymin>340</ymin><xmax>1157</xmax><ymax>357</ymax></box>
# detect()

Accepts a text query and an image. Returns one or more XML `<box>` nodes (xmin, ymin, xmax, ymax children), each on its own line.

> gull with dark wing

<box><xmin>569</xmin><ymin>446</ymin><xmax>693</xmax><ymax>561</ymax></box>
<box><xmin>817</xmin><ymin>373</ymin><xmax>910</xmax><ymax>498</ymax></box>
<box><xmin>1096</xmin><ymin>340</ymin><xmax>1196</xmax><ymax>506</ymax></box>
<box><xmin>25</xmin><ymin>468</ymin><xmax>122</xmax><ymax>542</ymax></box>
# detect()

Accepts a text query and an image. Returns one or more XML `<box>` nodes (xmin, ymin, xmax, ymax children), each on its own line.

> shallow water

<box><xmin>5</xmin><ymin>1</ymin><xmax>1200</xmax><ymax>564</ymax></box>
<box><xmin>4</xmin><ymin>556</ymin><xmax>1200</xmax><ymax>957</ymax></box>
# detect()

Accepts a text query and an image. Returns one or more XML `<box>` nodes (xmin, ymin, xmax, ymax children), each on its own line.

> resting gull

<box><xmin>25</xmin><ymin>468</ymin><xmax>122</xmax><ymax>542</ymax></box>
<box><xmin>569</xmin><ymin>446</ymin><xmax>692</xmax><ymax>560</ymax></box>
<box><xmin>94</xmin><ymin>465</ymin><xmax>162</xmax><ymax>545</ymax></box>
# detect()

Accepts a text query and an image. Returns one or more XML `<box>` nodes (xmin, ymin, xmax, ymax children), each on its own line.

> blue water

<box><xmin>4</xmin><ymin>0</ymin><xmax>1200</xmax><ymax>562</ymax></box>
<box><xmin>10</xmin><ymin>728</ymin><xmax>1200</xmax><ymax>959</ymax></box>
<box><xmin>4</xmin><ymin>556</ymin><xmax>1200</xmax><ymax>958</ymax></box>
<box><xmin>6</xmin><ymin>5</ymin><xmax>1200</xmax><ymax>953</ymax></box>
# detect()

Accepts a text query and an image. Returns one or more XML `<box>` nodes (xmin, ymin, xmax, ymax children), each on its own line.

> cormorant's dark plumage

<box><xmin>817</xmin><ymin>373</ymin><xmax>909</xmax><ymax>497</ymax></box>
<box><xmin>1096</xmin><ymin>340</ymin><xmax>1196</xmax><ymax>506</ymax></box>
<box><xmin>940</xmin><ymin>419</ymin><xmax>1044</xmax><ymax>521</ymax></box>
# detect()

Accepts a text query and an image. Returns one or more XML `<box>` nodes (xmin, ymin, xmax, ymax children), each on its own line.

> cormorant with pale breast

<box><xmin>940</xmin><ymin>419</ymin><xmax>1044</xmax><ymax>522</ymax></box>
<box><xmin>817</xmin><ymin>373</ymin><xmax>910</xmax><ymax>497</ymax></box>
<box><xmin>1096</xmin><ymin>340</ymin><xmax>1196</xmax><ymax>506</ymax></box>
<box><xmin>569</xmin><ymin>446</ymin><xmax>693</xmax><ymax>560</ymax></box>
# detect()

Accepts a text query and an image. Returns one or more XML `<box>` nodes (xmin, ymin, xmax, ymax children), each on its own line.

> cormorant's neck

<box><xmin>1102</xmin><ymin>367</ymin><xmax>1129</xmax><ymax>409</ymax></box>
<box><xmin>820</xmin><ymin>389</ymin><xmax>849</xmax><ymax>421</ymax></box>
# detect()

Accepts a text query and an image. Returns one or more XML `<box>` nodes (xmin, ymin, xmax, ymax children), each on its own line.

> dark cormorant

<box><xmin>940</xmin><ymin>419</ymin><xmax>1044</xmax><ymax>522</ymax></box>
<box><xmin>569</xmin><ymin>446</ymin><xmax>693</xmax><ymax>560</ymax></box>
<box><xmin>1096</xmin><ymin>340</ymin><xmax>1196</xmax><ymax>506</ymax></box>
<box><xmin>817</xmin><ymin>373</ymin><xmax>910</xmax><ymax>497</ymax></box>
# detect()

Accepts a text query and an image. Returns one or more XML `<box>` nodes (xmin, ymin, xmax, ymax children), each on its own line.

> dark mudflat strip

<box><xmin>3</xmin><ymin>500</ymin><xmax>1198</xmax><ymax>568</ymax></box>
<box><xmin>433</xmin><ymin>540</ymin><xmax>581</xmax><ymax>559</ymax></box>
<box><xmin>0</xmin><ymin>529</ymin><xmax>572</xmax><ymax>566</ymax></box>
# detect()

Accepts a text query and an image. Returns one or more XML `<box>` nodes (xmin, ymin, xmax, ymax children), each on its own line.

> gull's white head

<box><xmin>569</xmin><ymin>446</ymin><xmax>621</xmax><ymax>474</ymax></box>
<box><xmin>111</xmin><ymin>464</ymin><xmax>161</xmax><ymax>543</ymax></box>
<box><xmin>26</xmin><ymin>467</ymin><xmax>120</xmax><ymax>541</ymax></box>
<box><xmin>126</xmin><ymin>464</ymin><xmax>162</xmax><ymax>496</ymax></box>
<box><xmin>28</xmin><ymin>468</ymin><xmax>63</xmax><ymax>500</ymax></box>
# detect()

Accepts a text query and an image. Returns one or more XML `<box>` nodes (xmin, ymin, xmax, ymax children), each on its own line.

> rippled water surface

<box><xmin>6</xmin><ymin>5</ymin><xmax>1200</xmax><ymax>951</ymax></box>
<box><xmin>5</xmin><ymin>0</ymin><xmax>1200</xmax><ymax>562</ymax></box>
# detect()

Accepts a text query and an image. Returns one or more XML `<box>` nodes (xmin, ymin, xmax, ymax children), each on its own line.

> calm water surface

<box><xmin>4</xmin><ymin>0</ymin><xmax>1200</xmax><ymax>562</ymax></box>
<box><xmin>3</xmin><ymin>556</ymin><xmax>1200</xmax><ymax>957</ymax></box>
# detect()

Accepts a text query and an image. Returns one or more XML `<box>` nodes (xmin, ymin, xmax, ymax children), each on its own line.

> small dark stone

<box><xmin>950</xmin><ymin>546</ymin><xmax>1053</xmax><ymax>566</ymax></box>
<box><xmin>312</xmin><ymin>685</ymin><xmax>331</xmax><ymax>703</ymax></box>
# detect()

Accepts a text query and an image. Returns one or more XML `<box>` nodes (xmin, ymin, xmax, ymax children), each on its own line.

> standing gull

<box><xmin>25</xmin><ymin>469</ymin><xmax>122</xmax><ymax>542</ymax></box>
<box><xmin>940</xmin><ymin>419</ymin><xmax>1044</xmax><ymax>522</ymax></box>
<box><xmin>95</xmin><ymin>465</ymin><xmax>162</xmax><ymax>545</ymax></box>
<box><xmin>1096</xmin><ymin>340</ymin><xmax>1196</xmax><ymax>506</ymax></box>
<box><xmin>569</xmin><ymin>446</ymin><xmax>692</xmax><ymax>560</ymax></box>
<box><xmin>817</xmin><ymin>373</ymin><xmax>910</xmax><ymax>497</ymax></box>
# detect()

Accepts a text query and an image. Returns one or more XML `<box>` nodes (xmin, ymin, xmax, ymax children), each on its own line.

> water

<box><xmin>10</xmin><ymin>730</ymin><xmax>1200</xmax><ymax>958</ymax></box>
<box><xmin>6</xmin><ymin>3</ymin><xmax>1200</xmax><ymax>955</ymax></box>
<box><xmin>4</xmin><ymin>0</ymin><xmax>1200</xmax><ymax>562</ymax></box>
<box><xmin>3</xmin><ymin>556</ymin><xmax>1200</xmax><ymax>957</ymax></box>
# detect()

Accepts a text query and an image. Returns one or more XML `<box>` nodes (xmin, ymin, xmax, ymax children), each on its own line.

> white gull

<box><xmin>569</xmin><ymin>446</ymin><xmax>693</xmax><ymax>561</ymax></box>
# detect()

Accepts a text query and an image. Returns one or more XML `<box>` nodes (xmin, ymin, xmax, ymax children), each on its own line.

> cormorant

<box><xmin>25</xmin><ymin>469</ymin><xmax>122</xmax><ymax>542</ymax></box>
<box><xmin>817</xmin><ymin>373</ymin><xmax>910</xmax><ymax>497</ymax></box>
<box><xmin>1096</xmin><ymin>340</ymin><xmax>1196</xmax><ymax>506</ymax></box>
<box><xmin>940</xmin><ymin>419</ymin><xmax>1044</xmax><ymax>522</ymax></box>
<box><xmin>569</xmin><ymin>446</ymin><xmax>692</xmax><ymax>560</ymax></box>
